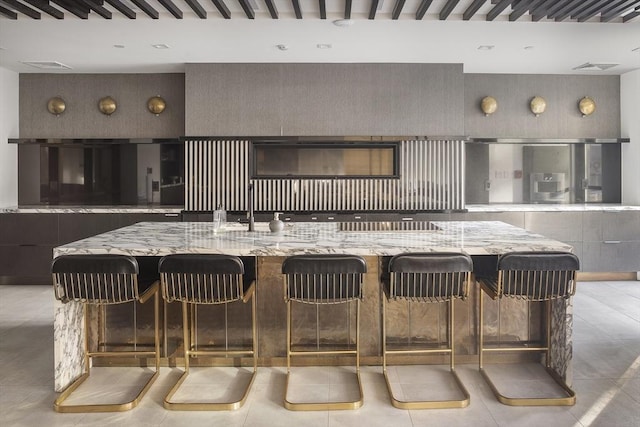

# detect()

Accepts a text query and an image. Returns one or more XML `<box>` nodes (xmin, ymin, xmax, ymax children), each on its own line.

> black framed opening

<box><xmin>251</xmin><ymin>140</ymin><xmax>401</xmax><ymax>179</ymax></box>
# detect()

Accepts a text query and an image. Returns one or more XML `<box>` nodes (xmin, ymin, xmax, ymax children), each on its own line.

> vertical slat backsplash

<box><xmin>185</xmin><ymin>139</ymin><xmax>465</xmax><ymax>211</ymax></box>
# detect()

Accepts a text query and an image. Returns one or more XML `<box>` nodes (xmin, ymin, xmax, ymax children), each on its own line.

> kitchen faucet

<box><xmin>247</xmin><ymin>183</ymin><xmax>255</xmax><ymax>232</ymax></box>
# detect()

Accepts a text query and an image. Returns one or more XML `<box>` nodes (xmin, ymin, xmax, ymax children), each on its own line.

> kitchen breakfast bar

<box><xmin>52</xmin><ymin>220</ymin><xmax>576</xmax><ymax>397</ymax></box>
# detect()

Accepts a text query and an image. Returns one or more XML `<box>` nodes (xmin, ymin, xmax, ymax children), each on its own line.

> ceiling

<box><xmin>1</xmin><ymin>0</ymin><xmax>639</xmax><ymax>75</ymax></box>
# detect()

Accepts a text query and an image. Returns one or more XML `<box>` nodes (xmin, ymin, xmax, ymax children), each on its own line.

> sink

<box><xmin>338</xmin><ymin>221</ymin><xmax>440</xmax><ymax>232</ymax></box>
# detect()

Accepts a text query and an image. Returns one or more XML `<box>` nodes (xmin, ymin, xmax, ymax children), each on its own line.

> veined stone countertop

<box><xmin>0</xmin><ymin>206</ymin><xmax>183</xmax><ymax>213</ymax></box>
<box><xmin>53</xmin><ymin>220</ymin><xmax>573</xmax><ymax>258</ymax></box>
<box><xmin>466</xmin><ymin>204</ymin><xmax>640</xmax><ymax>212</ymax></box>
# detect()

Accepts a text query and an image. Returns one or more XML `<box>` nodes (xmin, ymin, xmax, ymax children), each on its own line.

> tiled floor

<box><xmin>1</xmin><ymin>281</ymin><xmax>638</xmax><ymax>426</ymax></box>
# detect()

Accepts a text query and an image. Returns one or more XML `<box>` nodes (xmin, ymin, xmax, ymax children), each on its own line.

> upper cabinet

<box><xmin>185</xmin><ymin>63</ymin><xmax>465</xmax><ymax>137</ymax></box>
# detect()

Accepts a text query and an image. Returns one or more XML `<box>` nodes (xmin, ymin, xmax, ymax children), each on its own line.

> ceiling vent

<box><xmin>21</xmin><ymin>61</ymin><xmax>72</xmax><ymax>70</ymax></box>
<box><xmin>572</xmin><ymin>62</ymin><xmax>618</xmax><ymax>71</ymax></box>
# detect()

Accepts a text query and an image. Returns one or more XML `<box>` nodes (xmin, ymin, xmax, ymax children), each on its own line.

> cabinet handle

<box><xmin>164</xmin><ymin>213</ymin><xmax>180</xmax><ymax>217</ymax></box>
<box><xmin>311</xmin><ymin>216</ymin><xmax>318</xmax><ymax>220</ymax></box>
<box><xmin>354</xmin><ymin>216</ymin><xmax>362</xmax><ymax>219</ymax></box>
<box><xmin>328</xmin><ymin>216</ymin><xmax>335</xmax><ymax>220</ymax></box>
<box><xmin>401</xmin><ymin>217</ymin><xmax>414</xmax><ymax>221</ymax></box>
<box><xmin>604</xmin><ymin>240</ymin><xmax>621</xmax><ymax>244</ymax></box>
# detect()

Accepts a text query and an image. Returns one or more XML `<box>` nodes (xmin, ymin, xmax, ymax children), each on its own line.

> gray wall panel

<box><xmin>19</xmin><ymin>74</ymin><xmax>185</xmax><ymax>138</ymax></box>
<box><xmin>465</xmin><ymin>74</ymin><xmax>620</xmax><ymax>138</ymax></box>
<box><xmin>185</xmin><ymin>63</ymin><xmax>464</xmax><ymax>136</ymax></box>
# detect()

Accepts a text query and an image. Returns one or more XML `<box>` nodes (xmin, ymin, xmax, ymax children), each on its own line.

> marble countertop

<box><xmin>466</xmin><ymin>204</ymin><xmax>640</xmax><ymax>212</ymax></box>
<box><xmin>0</xmin><ymin>206</ymin><xmax>183</xmax><ymax>213</ymax></box>
<box><xmin>53</xmin><ymin>220</ymin><xmax>573</xmax><ymax>258</ymax></box>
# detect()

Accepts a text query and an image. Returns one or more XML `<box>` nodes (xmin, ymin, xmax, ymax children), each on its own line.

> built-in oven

<box><xmin>529</xmin><ymin>172</ymin><xmax>568</xmax><ymax>203</ymax></box>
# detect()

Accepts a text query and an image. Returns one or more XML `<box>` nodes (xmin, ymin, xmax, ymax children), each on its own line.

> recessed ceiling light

<box><xmin>477</xmin><ymin>45</ymin><xmax>494</xmax><ymax>51</ymax></box>
<box><xmin>524</xmin><ymin>46</ymin><xmax>535</xmax><ymax>50</ymax></box>
<box><xmin>333</xmin><ymin>19</ymin><xmax>354</xmax><ymax>27</ymax></box>
<box><xmin>276</xmin><ymin>44</ymin><xmax>289</xmax><ymax>51</ymax></box>
<box><xmin>152</xmin><ymin>44</ymin><xmax>170</xmax><ymax>49</ymax></box>
<box><xmin>633</xmin><ymin>47</ymin><xmax>640</xmax><ymax>52</ymax></box>
<box><xmin>21</xmin><ymin>61</ymin><xmax>72</xmax><ymax>70</ymax></box>
<box><xmin>113</xmin><ymin>44</ymin><xmax>125</xmax><ymax>49</ymax></box>
<box><xmin>317</xmin><ymin>44</ymin><xmax>332</xmax><ymax>49</ymax></box>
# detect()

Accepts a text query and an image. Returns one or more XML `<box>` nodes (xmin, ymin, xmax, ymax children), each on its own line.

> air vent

<box><xmin>21</xmin><ymin>61</ymin><xmax>72</xmax><ymax>70</ymax></box>
<box><xmin>572</xmin><ymin>62</ymin><xmax>618</xmax><ymax>71</ymax></box>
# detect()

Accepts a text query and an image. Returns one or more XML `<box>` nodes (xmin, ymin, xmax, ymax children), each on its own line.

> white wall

<box><xmin>0</xmin><ymin>67</ymin><xmax>19</xmax><ymax>207</ymax></box>
<box><xmin>621</xmin><ymin>69</ymin><xmax>640</xmax><ymax>205</ymax></box>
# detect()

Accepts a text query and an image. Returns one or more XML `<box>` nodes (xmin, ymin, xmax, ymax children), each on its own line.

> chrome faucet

<box><xmin>247</xmin><ymin>183</ymin><xmax>255</xmax><ymax>232</ymax></box>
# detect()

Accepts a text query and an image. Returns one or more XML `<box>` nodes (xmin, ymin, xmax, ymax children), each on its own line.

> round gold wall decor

<box><xmin>98</xmin><ymin>96</ymin><xmax>117</xmax><ymax>116</ymax></box>
<box><xmin>480</xmin><ymin>96</ymin><xmax>497</xmax><ymax>116</ymax></box>
<box><xmin>47</xmin><ymin>96</ymin><xmax>66</xmax><ymax>116</ymax></box>
<box><xmin>579</xmin><ymin>96</ymin><xmax>596</xmax><ymax>117</ymax></box>
<box><xmin>147</xmin><ymin>96</ymin><xmax>166</xmax><ymax>115</ymax></box>
<box><xmin>530</xmin><ymin>96</ymin><xmax>546</xmax><ymax>117</ymax></box>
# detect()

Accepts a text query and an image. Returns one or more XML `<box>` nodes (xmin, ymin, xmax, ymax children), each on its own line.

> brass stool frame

<box><xmin>382</xmin><ymin>253</ymin><xmax>471</xmax><ymax>409</ymax></box>
<box><xmin>282</xmin><ymin>255</ymin><xmax>366</xmax><ymax>411</ymax></box>
<box><xmin>478</xmin><ymin>251</ymin><xmax>579</xmax><ymax>406</ymax></box>
<box><xmin>159</xmin><ymin>254</ymin><xmax>257</xmax><ymax>411</ymax></box>
<box><xmin>52</xmin><ymin>255</ymin><xmax>160</xmax><ymax>413</ymax></box>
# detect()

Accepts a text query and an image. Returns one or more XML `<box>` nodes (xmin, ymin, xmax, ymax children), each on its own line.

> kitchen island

<box><xmin>53</xmin><ymin>220</ymin><xmax>575</xmax><ymax>392</ymax></box>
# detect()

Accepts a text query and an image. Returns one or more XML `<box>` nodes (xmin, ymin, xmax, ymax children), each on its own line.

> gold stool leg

<box><xmin>55</xmin><ymin>290</ymin><xmax>161</xmax><ymax>413</ymax></box>
<box><xmin>284</xmin><ymin>299</ymin><xmax>364</xmax><ymax>411</ymax></box>
<box><xmin>164</xmin><ymin>294</ymin><xmax>258</xmax><ymax>411</ymax></box>
<box><xmin>383</xmin><ymin>298</ymin><xmax>469</xmax><ymax>410</ymax></box>
<box><xmin>479</xmin><ymin>296</ymin><xmax>576</xmax><ymax>406</ymax></box>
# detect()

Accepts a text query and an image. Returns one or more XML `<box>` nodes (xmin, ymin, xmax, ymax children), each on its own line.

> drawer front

<box><xmin>582</xmin><ymin>241</ymin><xmax>640</xmax><ymax>272</ymax></box>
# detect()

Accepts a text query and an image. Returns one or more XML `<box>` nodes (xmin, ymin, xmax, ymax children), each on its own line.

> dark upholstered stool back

<box><xmin>52</xmin><ymin>254</ymin><xmax>140</xmax><ymax>304</ymax></box>
<box><xmin>282</xmin><ymin>255</ymin><xmax>367</xmax><ymax>304</ymax></box>
<box><xmin>386</xmin><ymin>252</ymin><xmax>473</xmax><ymax>302</ymax></box>
<box><xmin>496</xmin><ymin>251</ymin><xmax>579</xmax><ymax>301</ymax></box>
<box><xmin>159</xmin><ymin>254</ymin><xmax>249</xmax><ymax>304</ymax></box>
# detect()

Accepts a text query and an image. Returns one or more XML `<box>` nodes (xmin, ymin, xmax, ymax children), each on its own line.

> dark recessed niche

<box><xmin>251</xmin><ymin>140</ymin><xmax>400</xmax><ymax>179</ymax></box>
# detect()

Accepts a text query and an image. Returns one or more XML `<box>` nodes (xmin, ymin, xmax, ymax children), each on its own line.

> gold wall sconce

<box><xmin>579</xmin><ymin>96</ymin><xmax>596</xmax><ymax>117</ymax></box>
<box><xmin>530</xmin><ymin>96</ymin><xmax>546</xmax><ymax>117</ymax></box>
<box><xmin>147</xmin><ymin>96</ymin><xmax>166</xmax><ymax>116</ymax></box>
<box><xmin>481</xmin><ymin>96</ymin><xmax>497</xmax><ymax>116</ymax></box>
<box><xmin>47</xmin><ymin>96</ymin><xmax>66</xmax><ymax>116</ymax></box>
<box><xmin>98</xmin><ymin>96</ymin><xmax>117</xmax><ymax>116</ymax></box>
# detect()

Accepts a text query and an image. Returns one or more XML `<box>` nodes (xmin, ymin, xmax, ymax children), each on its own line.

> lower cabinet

<box><xmin>0</xmin><ymin>212</ymin><xmax>181</xmax><ymax>285</ymax></box>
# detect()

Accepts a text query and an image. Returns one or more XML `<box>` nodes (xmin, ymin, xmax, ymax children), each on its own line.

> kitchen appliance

<box><xmin>529</xmin><ymin>172</ymin><xmax>568</xmax><ymax>203</ymax></box>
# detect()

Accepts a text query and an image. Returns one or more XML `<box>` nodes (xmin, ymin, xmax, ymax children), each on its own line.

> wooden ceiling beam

<box><xmin>211</xmin><ymin>0</ymin><xmax>230</xmax><ymax>19</ymax></box>
<box><xmin>344</xmin><ymin>0</ymin><xmax>351</xmax><ymax>19</ymax></box>
<box><xmin>292</xmin><ymin>0</ymin><xmax>301</xmax><ymax>19</ymax></box>
<box><xmin>391</xmin><ymin>0</ymin><xmax>405</xmax><ymax>20</ymax></box>
<box><xmin>130</xmin><ymin>0</ymin><xmax>158</xmax><ymax>19</ymax></box>
<box><xmin>486</xmin><ymin>0</ymin><xmax>512</xmax><ymax>21</ymax></box>
<box><xmin>157</xmin><ymin>0</ymin><xmax>182</xmax><ymax>18</ymax></box>
<box><xmin>264</xmin><ymin>0</ymin><xmax>277</xmax><ymax>18</ymax></box>
<box><xmin>51</xmin><ymin>0</ymin><xmax>88</xmax><ymax>18</ymax></box>
<box><xmin>0</xmin><ymin>0</ymin><xmax>41</xmax><ymax>18</ymax></box>
<box><xmin>440</xmin><ymin>0</ymin><xmax>460</xmax><ymax>20</ymax></box>
<box><xmin>600</xmin><ymin>0</ymin><xmax>640</xmax><ymax>22</ymax></box>
<box><xmin>463</xmin><ymin>0</ymin><xmax>487</xmax><ymax>20</ymax></box>
<box><xmin>369</xmin><ymin>0</ymin><xmax>379</xmax><ymax>19</ymax></box>
<box><xmin>185</xmin><ymin>0</ymin><xmax>206</xmax><ymax>18</ymax></box>
<box><xmin>237</xmin><ymin>0</ymin><xmax>253</xmax><ymax>19</ymax></box>
<box><xmin>0</xmin><ymin>3</ymin><xmax>18</xmax><ymax>18</ymax></box>
<box><xmin>84</xmin><ymin>0</ymin><xmax>112</xmax><ymax>18</ymax></box>
<box><xmin>23</xmin><ymin>0</ymin><xmax>64</xmax><ymax>18</ymax></box>
<box><xmin>416</xmin><ymin>0</ymin><xmax>433</xmax><ymax>20</ymax></box>
<box><xmin>319</xmin><ymin>0</ymin><xmax>325</xmax><ymax>19</ymax></box>
<box><xmin>103</xmin><ymin>0</ymin><xmax>134</xmax><ymax>18</ymax></box>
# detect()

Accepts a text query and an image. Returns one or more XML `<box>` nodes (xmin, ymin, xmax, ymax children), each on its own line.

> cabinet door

<box><xmin>119</xmin><ymin>213</ymin><xmax>181</xmax><ymax>227</ymax></box>
<box><xmin>524</xmin><ymin>212</ymin><xmax>583</xmax><ymax>242</ymax></box>
<box><xmin>58</xmin><ymin>214</ymin><xmax>120</xmax><ymax>244</ymax></box>
<box><xmin>582</xmin><ymin>241</ymin><xmax>640</xmax><ymax>272</ymax></box>
<box><xmin>1</xmin><ymin>213</ymin><xmax>58</xmax><ymax>245</ymax></box>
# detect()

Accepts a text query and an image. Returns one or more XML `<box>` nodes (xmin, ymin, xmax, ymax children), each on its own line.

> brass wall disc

<box><xmin>147</xmin><ymin>96</ymin><xmax>166</xmax><ymax>115</ymax></box>
<box><xmin>579</xmin><ymin>96</ymin><xmax>596</xmax><ymax>116</ymax></box>
<box><xmin>47</xmin><ymin>97</ymin><xmax>66</xmax><ymax>116</ymax></box>
<box><xmin>98</xmin><ymin>96</ymin><xmax>117</xmax><ymax>115</ymax></box>
<box><xmin>530</xmin><ymin>96</ymin><xmax>546</xmax><ymax>116</ymax></box>
<box><xmin>480</xmin><ymin>96</ymin><xmax>497</xmax><ymax>116</ymax></box>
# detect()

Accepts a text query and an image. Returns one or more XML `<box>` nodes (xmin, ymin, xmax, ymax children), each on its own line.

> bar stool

<box><xmin>381</xmin><ymin>252</ymin><xmax>472</xmax><ymax>409</ymax></box>
<box><xmin>51</xmin><ymin>254</ymin><xmax>160</xmax><ymax>413</ymax></box>
<box><xmin>282</xmin><ymin>254</ymin><xmax>367</xmax><ymax>411</ymax></box>
<box><xmin>158</xmin><ymin>254</ymin><xmax>257</xmax><ymax>410</ymax></box>
<box><xmin>478</xmin><ymin>251</ymin><xmax>579</xmax><ymax>406</ymax></box>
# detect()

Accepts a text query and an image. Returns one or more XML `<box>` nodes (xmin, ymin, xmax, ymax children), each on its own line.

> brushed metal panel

<box><xmin>601</xmin><ymin>211</ymin><xmax>640</xmax><ymax>241</ymax></box>
<box><xmin>19</xmin><ymin>74</ymin><xmax>185</xmax><ymax>139</ymax></box>
<box><xmin>465</xmin><ymin>74</ymin><xmax>620</xmax><ymax>139</ymax></box>
<box><xmin>524</xmin><ymin>212</ymin><xmax>583</xmax><ymax>242</ymax></box>
<box><xmin>583</xmin><ymin>241</ymin><xmax>640</xmax><ymax>272</ymax></box>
